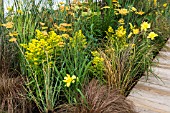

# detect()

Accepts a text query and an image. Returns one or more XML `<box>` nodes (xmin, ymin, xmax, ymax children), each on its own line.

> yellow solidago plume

<box><xmin>108</xmin><ymin>26</ymin><xmax>114</xmax><ymax>33</ymax></box>
<box><xmin>21</xmin><ymin>30</ymin><xmax>65</xmax><ymax>65</ymax></box>
<box><xmin>70</xmin><ymin>30</ymin><xmax>87</xmax><ymax>48</ymax></box>
<box><xmin>115</xmin><ymin>26</ymin><xmax>126</xmax><ymax>38</ymax></box>
<box><xmin>141</xmin><ymin>21</ymin><xmax>150</xmax><ymax>31</ymax></box>
<box><xmin>147</xmin><ymin>32</ymin><xmax>158</xmax><ymax>40</ymax></box>
<box><xmin>63</xmin><ymin>74</ymin><xmax>77</xmax><ymax>87</ymax></box>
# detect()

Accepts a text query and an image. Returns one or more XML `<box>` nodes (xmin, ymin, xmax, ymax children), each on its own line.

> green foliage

<box><xmin>0</xmin><ymin>0</ymin><xmax>169</xmax><ymax>112</ymax></box>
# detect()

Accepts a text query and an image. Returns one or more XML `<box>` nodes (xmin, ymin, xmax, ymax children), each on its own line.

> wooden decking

<box><xmin>127</xmin><ymin>39</ymin><xmax>170</xmax><ymax>113</ymax></box>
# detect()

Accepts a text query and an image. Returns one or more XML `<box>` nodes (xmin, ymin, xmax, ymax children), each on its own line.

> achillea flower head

<box><xmin>108</xmin><ymin>26</ymin><xmax>114</xmax><ymax>33</ymax></box>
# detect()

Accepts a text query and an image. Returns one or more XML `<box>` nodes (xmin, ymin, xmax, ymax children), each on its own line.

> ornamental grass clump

<box><xmin>101</xmin><ymin>22</ymin><xmax>157</xmax><ymax>95</ymax></box>
<box><xmin>0</xmin><ymin>74</ymin><xmax>31</xmax><ymax>113</ymax></box>
<box><xmin>57</xmin><ymin>79</ymin><xmax>136</xmax><ymax>113</ymax></box>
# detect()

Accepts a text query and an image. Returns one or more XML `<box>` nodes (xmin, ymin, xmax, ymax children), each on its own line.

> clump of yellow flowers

<box><xmin>90</xmin><ymin>51</ymin><xmax>105</xmax><ymax>77</ymax></box>
<box><xmin>69</xmin><ymin>30</ymin><xmax>87</xmax><ymax>49</ymax></box>
<box><xmin>21</xmin><ymin>30</ymin><xmax>65</xmax><ymax>65</ymax></box>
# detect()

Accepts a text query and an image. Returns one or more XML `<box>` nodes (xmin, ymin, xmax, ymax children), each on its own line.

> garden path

<box><xmin>127</xmin><ymin>38</ymin><xmax>170</xmax><ymax>113</ymax></box>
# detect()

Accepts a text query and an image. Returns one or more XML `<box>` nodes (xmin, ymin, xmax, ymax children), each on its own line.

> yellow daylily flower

<box><xmin>133</xmin><ymin>29</ymin><xmax>139</xmax><ymax>34</ymax></box>
<box><xmin>141</xmin><ymin>21</ymin><xmax>150</xmax><ymax>31</ymax></box>
<box><xmin>9</xmin><ymin>32</ymin><xmax>18</xmax><ymax>37</ymax></box>
<box><xmin>2</xmin><ymin>22</ymin><xmax>14</xmax><ymax>29</ymax></box>
<box><xmin>9</xmin><ymin>38</ymin><xmax>17</xmax><ymax>42</ymax></box>
<box><xmin>135</xmin><ymin>11</ymin><xmax>145</xmax><ymax>15</ymax></box>
<box><xmin>118</xmin><ymin>8</ymin><xmax>129</xmax><ymax>15</ymax></box>
<box><xmin>63</xmin><ymin>74</ymin><xmax>77</xmax><ymax>87</ymax></box>
<box><xmin>147</xmin><ymin>32</ymin><xmax>158</xmax><ymax>40</ymax></box>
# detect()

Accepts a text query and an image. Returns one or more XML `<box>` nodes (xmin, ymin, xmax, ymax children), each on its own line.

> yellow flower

<box><xmin>131</xmin><ymin>7</ymin><xmax>137</xmax><ymax>12</ymax></box>
<box><xmin>93</xmin><ymin>57</ymin><xmax>104</xmax><ymax>65</ymax></box>
<box><xmin>112</xmin><ymin>0</ymin><xmax>118</xmax><ymax>2</ymax></box>
<box><xmin>7</xmin><ymin>7</ymin><xmax>13</xmax><ymax>11</ymax></box>
<box><xmin>133</xmin><ymin>29</ymin><xmax>139</xmax><ymax>34</ymax></box>
<box><xmin>39</xmin><ymin>22</ymin><xmax>45</xmax><ymax>26</ymax></box>
<box><xmin>128</xmin><ymin>32</ymin><xmax>133</xmax><ymax>38</ymax></box>
<box><xmin>2</xmin><ymin>22</ymin><xmax>14</xmax><ymax>28</ymax></box>
<box><xmin>59</xmin><ymin>2</ymin><xmax>64</xmax><ymax>5</ymax></box>
<box><xmin>118</xmin><ymin>18</ymin><xmax>124</xmax><ymax>24</ymax></box>
<box><xmin>118</xmin><ymin>8</ymin><xmax>129</xmax><ymax>15</ymax></box>
<box><xmin>9</xmin><ymin>32</ymin><xmax>18</xmax><ymax>37</ymax></box>
<box><xmin>115</xmin><ymin>26</ymin><xmax>126</xmax><ymax>37</ymax></box>
<box><xmin>129</xmin><ymin>23</ymin><xmax>134</xmax><ymax>29</ymax></box>
<box><xmin>154</xmin><ymin>0</ymin><xmax>157</xmax><ymax>7</ymax></box>
<box><xmin>135</xmin><ymin>11</ymin><xmax>145</xmax><ymax>15</ymax></box>
<box><xmin>60</xmin><ymin>23</ymin><xmax>72</xmax><ymax>27</ymax></box>
<box><xmin>42</xmin><ymin>27</ymin><xmax>48</xmax><ymax>30</ymax></box>
<box><xmin>141</xmin><ymin>21</ymin><xmax>150</xmax><ymax>31</ymax></box>
<box><xmin>163</xmin><ymin>3</ymin><xmax>167</xmax><ymax>8</ymax></box>
<box><xmin>108</xmin><ymin>26</ymin><xmax>114</xmax><ymax>33</ymax></box>
<box><xmin>101</xmin><ymin>6</ymin><xmax>110</xmax><ymax>10</ymax></box>
<box><xmin>9</xmin><ymin>38</ymin><xmax>17</xmax><ymax>42</ymax></box>
<box><xmin>61</xmin><ymin>34</ymin><xmax>70</xmax><ymax>39</ymax></box>
<box><xmin>131</xmin><ymin>44</ymin><xmax>135</xmax><ymax>48</ymax></box>
<box><xmin>63</xmin><ymin>74</ymin><xmax>77</xmax><ymax>87</ymax></box>
<box><xmin>147</xmin><ymin>32</ymin><xmax>158</xmax><ymax>40</ymax></box>
<box><xmin>17</xmin><ymin>9</ymin><xmax>23</xmax><ymax>14</ymax></box>
<box><xmin>91</xmin><ymin>51</ymin><xmax>100</xmax><ymax>57</ymax></box>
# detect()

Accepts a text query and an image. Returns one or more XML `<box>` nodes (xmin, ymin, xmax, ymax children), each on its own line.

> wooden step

<box><xmin>128</xmin><ymin>96</ymin><xmax>170</xmax><ymax>113</ymax></box>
